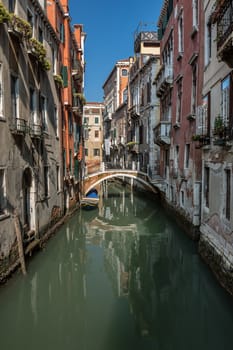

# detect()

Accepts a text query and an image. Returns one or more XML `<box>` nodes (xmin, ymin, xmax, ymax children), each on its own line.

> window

<box><xmin>84</xmin><ymin>129</ymin><xmax>89</xmax><ymax>140</ymax></box>
<box><xmin>147</xmin><ymin>82</ymin><xmax>151</xmax><ymax>103</ymax></box>
<box><xmin>9</xmin><ymin>0</ymin><xmax>15</xmax><ymax>12</ymax></box>
<box><xmin>84</xmin><ymin>117</ymin><xmax>89</xmax><ymax>125</ymax></box>
<box><xmin>205</xmin><ymin>22</ymin><xmax>212</xmax><ymax>65</ymax></box>
<box><xmin>44</xmin><ymin>166</ymin><xmax>49</xmax><ymax>198</ymax></box>
<box><xmin>204</xmin><ymin>167</ymin><xmax>210</xmax><ymax>208</ymax></box>
<box><xmin>0</xmin><ymin>169</ymin><xmax>6</xmax><ymax>215</ymax></box>
<box><xmin>59</xmin><ymin>23</ymin><xmax>64</xmax><ymax>43</ymax></box>
<box><xmin>203</xmin><ymin>94</ymin><xmax>210</xmax><ymax>135</ymax></box>
<box><xmin>54</xmin><ymin>106</ymin><xmax>58</xmax><ymax>137</ymax></box>
<box><xmin>68</xmin><ymin>111</ymin><xmax>73</xmax><ymax>134</ymax></box>
<box><xmin>225</xmin><ymin>169</ymin><xmax>231</xmax><ymax>220</ymax></box>
<box><xmin>191</xmin><ymin>63</ymin><xmax>197</xmax><ymax>115</ymax></box>
<box><xmin>122</xmin><ymin>69</ymin><xmax>128</xmax><ymax>76</ymax></box>
<box><xmin>38</xmin><ymin>26</ymin><xmax>43</xmax><ymax>43</ymax></box>
<box><xmin>180</xmin><ymin>190</ymin><xmax>185</xmax><ymax>207</ymax></box>
<box><xmin>0</xmin><ymin>63</ymin><xmax>3</xmax><ymax>117</ymax></box>
<box><xmin>192</xmin><ymin>0</ymin><xmax>199</xmax><ymax>28</ymax></box>
<box><xmin>85</xmin><ymin>148</ymin><xmax>88</xmax><ymax>156</ymax></box>
<box><xmin>61</xmin><ymin>65</ymin><xmax>68</xmax><ymax>87</ymax></box>
<box><xmin>176</xmin><ymin>78</ymin><xmax>182</xmax><ymax>123</ymax></box>
<box><xmin>27</xmin><ymin>9</ymin><xmax>34</xmax><ymax>35</ymax></box>
<box><xmin>40</xmin><ymin>95</ymin><xmax>47</xmax><ymax>131</ymax></box>
<box><xmin>178</xmin><ymin>12</ymin><xmax>184</xmax><ymax>54</ymax></box>
<box><xmin>93</xmin><ymin>148</ymin><xmax>100</xmax><ymax>156</ymax></box>
<box><xmin>94</xmin><ymin>130</ymin><xmax>99</xmax><ymax>138</ymax></box>
<box><xmin>175</xmin><ymin>145</ymin><xmax>179</xmax><ymax>170</ymax></box>
<box><xmin>52</xmin><ymin>48</ymin><xmax>57</xmax><ymax>74</ymax></box>
<box><xmin>123</xmin><ymin>88</ymin><xmax>128</xmax><ymax>103</ymax></box>
<box><xmin>221</xmin><ymin>75</ymin><xmax>230</xmax><ymax>124</ymax></box>
<box><xmin>63</xmin><ymin>149</ymin><xmax>66</xmax><ymax>176</ymax></box>
<box><xmin>11</xmin><ymin>75</ymin><xmax>19</xmax><ymax>119</ymax></box>
<box><xmin>30</xmin><ymin>87</ymin><xmax>36</xmax><ymax>123</ymax></box>
<box><xmin>185</xmin><ymin>144</ymin><xmax>190</xmax><ymax>168</ymax></box>
<box><xmin>56</xmin><ymin>165</ymin><xmax>60</xmax><ymax>192</ymax></box>
<box><xmin>94</xmin><ymin>117</ymin><xmax>99</xmax><ymax>124</ymax></box>
<box><xmin>69</xmin><ymin>149</ymin><xmax>72</xmax><ymax>172</ymax></box>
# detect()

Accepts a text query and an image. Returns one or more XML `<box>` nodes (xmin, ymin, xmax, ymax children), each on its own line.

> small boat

<box><xmin>81</xmin><ymin>189</ymin><xmax>99</xmax><ymax>210</ymax></box>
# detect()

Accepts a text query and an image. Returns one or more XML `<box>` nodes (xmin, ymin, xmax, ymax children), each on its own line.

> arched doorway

<box><xmin>22</xmin><ymin>167</ymin><xmax>33</xmax><ymax>230</ymax></box>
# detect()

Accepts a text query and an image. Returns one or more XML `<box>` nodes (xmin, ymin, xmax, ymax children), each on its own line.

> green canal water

<box><xmin>1</xmin><ymin>184</ymin><xmax>233</xmax><ymax>350</ymax></box>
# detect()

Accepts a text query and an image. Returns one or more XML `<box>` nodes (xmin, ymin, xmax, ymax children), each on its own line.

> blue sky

<box><xmin>69</xmin><ymin>0</ymin><xmax>164</xmax><ymax>102</ymax></box>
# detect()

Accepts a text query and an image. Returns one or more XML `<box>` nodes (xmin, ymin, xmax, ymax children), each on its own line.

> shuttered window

<box><xmin>61</xmin><ymin>66</ymin><xmax>68</xmax><ymax>88</ymax></box>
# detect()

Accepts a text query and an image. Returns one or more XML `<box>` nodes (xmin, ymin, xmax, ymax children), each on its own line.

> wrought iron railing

<box><xmin>217</xmin><ymin>17</ymin><xmax>233</xmax><ymax>49</ymax></box>
<box><xmin>154</xmin><ymin>121</ymin><xmax>171</xmax><ymax>145</ymax></box>
<box><xmin>10</xmin><ymin>117</ymin><xmax>27</xmax><ymax>134</ymax></box>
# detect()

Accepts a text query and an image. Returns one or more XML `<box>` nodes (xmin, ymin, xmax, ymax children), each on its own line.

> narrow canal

<box><xmin>1</xmin><ymin>183</ymin><xmax>233</xmax><ymax>350</ymax></box>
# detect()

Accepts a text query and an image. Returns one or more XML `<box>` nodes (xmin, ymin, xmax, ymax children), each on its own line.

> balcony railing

<box><xmin>10</xmin><ymin>117</ymin><xmax>27</xmax><ymax>135</ymax></box>
<box><xmin>154</xmin><ymin>121</ymin><xmax>171</xmax><ymax>146</ymax></box>
<box><xmin>156</xmin><ymin>64</ymin><xmax>173</xmax><ymax>97</ymax></box>
<box><xmin>30</xmin><ymin>123</ymin><xmax>42</xmax><ymax>138</ymax></box>
<box><xmin>128</xmin><ymin>104</ymin><xmax>140</xmax><ymax>118</ymax></box>
<box><xmin>212</xmin><ymin>0</ymin><xmax>233</xmax><ymax>67</ymax></box>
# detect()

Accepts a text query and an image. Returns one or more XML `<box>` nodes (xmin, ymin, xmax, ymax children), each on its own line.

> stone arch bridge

<box><xmin>83</xmin><ymin>169</ymin><xmax>164</xmax><ymax>196</ymax></box>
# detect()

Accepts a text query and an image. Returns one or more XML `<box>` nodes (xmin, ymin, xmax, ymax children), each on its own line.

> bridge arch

<box><xmin>84</xmin><ymin>172</ymin><xmax>158</xmax><ymax>195</ymax></box>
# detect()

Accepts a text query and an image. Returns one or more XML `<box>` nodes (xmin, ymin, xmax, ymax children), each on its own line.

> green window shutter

<box><xmin>61</xmin><ymin>66</ymin><xmax>68</xmax><ymax>87</ymax></box>
<box><xmin>168</xmin><ymin>0</ymin><xmax>173</xmax><ymax>16</ymax></box>
<box><xmin>158</xmin><ymin>28</ymin><xmax>162</xmax><ymax>40</ymax></box>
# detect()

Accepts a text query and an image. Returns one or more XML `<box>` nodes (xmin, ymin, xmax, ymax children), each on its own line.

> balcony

<box><xmin>10</xmin><ymin>117</ymin><xmax>27</xmax><ymax>135</ymax></box>
<box><xmin>128</xmin><ymin>104</ymin><xmax>140</xmax><ymax>119</ymax></box>
<box><xmin>30</xmin><ymin>123</ymin><xmax>42</xmax><ymax>138</ymax></box>
<box><xmin>212</xmin><ymin>0</ymin><xmax>233</xmax><ymax>68</ymax></box>
<box><xmin>72</xmin><ymin>98</ymin><xmax>82</xmax><ymax>114</ymax></box>
<box><xmin>154</xmin><ymin>121</ymin><xmax>171</xmax><ymax>146</ymax></box>
<box><xmin>126</xmin><ymin>141</ymin><xmax>139</xmax><ymax>153</ymax></box>
<box><xmin>155</xmin><ymin>64</ymin><xmax>173</xmax><ymax>97</ymax></box>
<box><xmin>212</xmin><ymin>115</ymin><xmax>233</xmax><ymax>146</ymax></box>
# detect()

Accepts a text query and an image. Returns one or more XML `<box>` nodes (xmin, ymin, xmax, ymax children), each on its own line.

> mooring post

<box><xmin>14</xmin><ymin>210</ymin><xmax>26</xmax><ymax>275</ymax></box>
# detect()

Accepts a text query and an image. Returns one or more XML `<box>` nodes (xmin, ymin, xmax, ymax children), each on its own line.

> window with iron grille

<box><xmin>11</xmin><ymin>75</ymin><xmax>19</xmax><ymax>119</ymax></box>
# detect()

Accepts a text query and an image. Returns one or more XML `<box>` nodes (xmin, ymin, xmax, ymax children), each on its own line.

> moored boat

<box><xmin>81</xmin><ymin>189</ymin><xmax>99</xmax><ymax>210</ymax></box>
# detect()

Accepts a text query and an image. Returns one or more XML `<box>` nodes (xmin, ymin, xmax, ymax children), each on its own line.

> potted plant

<box><xmin>0</xmin><ymin>3</ymin><xmax>10</xmax><ymax>24</ymax></box>
<box><xmin>28</xmin><ymin>38</ymin><xmax>51</xmax><ymax>71</ymax></box>
<box><xmin>9</xmin><ymin>14</ymin><xmax>32</xmax><ymax>38</ymax></box>
<box><xmin>213</xmin><ymin>115</ymin><xmax>225</xmax><ymax>137</ymax></box>
<box><xmin>73</xmin><ymin>92</ymin><xmax>86</xmax><ymax>105</ymax></box>
<box><xmin>53</xmin><ymin>74</ymin><xmax>63</xmax><ymax>87</ymax></box>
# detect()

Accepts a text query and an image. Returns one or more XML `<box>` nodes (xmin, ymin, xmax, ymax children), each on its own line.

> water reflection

<box><xmin>0</xmin><ymin>184</ymin><xmax>233</xmax><ymax>350</ymax></box>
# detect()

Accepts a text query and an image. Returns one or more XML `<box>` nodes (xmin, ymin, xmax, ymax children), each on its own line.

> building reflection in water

<box><xmin>82</xmin><ymin>182</ymin><xmax>233</xmax><ymax>348</ymax></box>
<box><xmin>1</xmin><ymin>181</ymin><xmax>233</xmax><ymax>350</ymax></box>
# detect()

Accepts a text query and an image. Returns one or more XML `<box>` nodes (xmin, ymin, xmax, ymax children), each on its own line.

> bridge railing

<box><xmin>102</xmin><ymin>161</ymin><xmax>141</xmax><ymax>171</ymax></box>
<box><xmin>85</xmin><ymin>162</ymin><xmax>159</xmax><ymax>180</ymax></box>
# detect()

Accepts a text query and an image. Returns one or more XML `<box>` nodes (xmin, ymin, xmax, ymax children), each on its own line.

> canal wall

<box><xmin>160</xmin><ymin>194</ymin><xmax>200</xmax><ymax>241</ymax></box>
<box><xmin>0</xmin><ymin>204</ymin><xmax>80</xmax><ymax>284</ymax></box>
<box><xmin>198</xmin><ymin>229</ymin><xmax>233</xmax><ymax>297</ymax></box>
<box><xmin>160</xmin><ymin>193</ymin><xmax>233</xmax><ymax>296</ymax></box>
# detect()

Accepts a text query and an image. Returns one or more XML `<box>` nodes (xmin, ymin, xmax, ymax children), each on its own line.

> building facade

<box><xmin>102</xmin><ymin>58</ymin><xmax>130</xmax><ymax>166</ymax></box>
<box><xmin>47</xmin><ymin>0</ymin><xmax>86</xmax><ymax>211</ymax></box>
<box><xmin>198</xmin><ymin>0</ymin><xmax>233</xmax><ymax>294</ymax></box>
<box><xmin>0</xmin><ymin>0</ymin><xmax>85</xmax><ymax>281</ymax></box>
<box><xmin>128</xmin><ymin>25</ymin><xmax>160</xmax><ymax>175</ymax></box>
<box><xmin>155</xmin><ymin>0</ymin><xmax>204</xmax><ymax>236</ymax></box>
<box><xmin>83</xmin><ymin>102</ymin><xmax>104</xmax><ymax>174</ymax></box>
